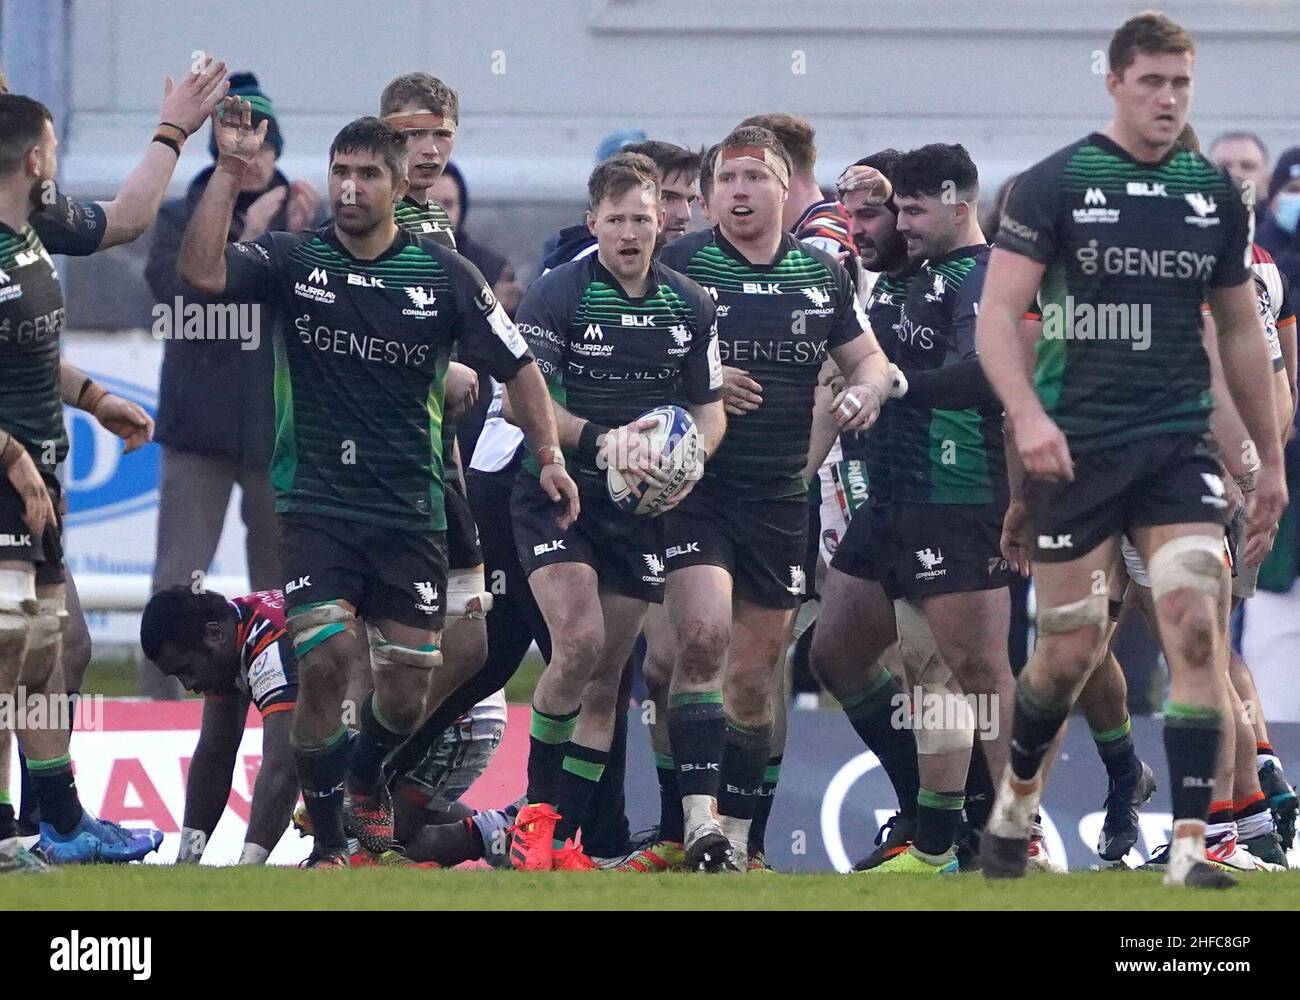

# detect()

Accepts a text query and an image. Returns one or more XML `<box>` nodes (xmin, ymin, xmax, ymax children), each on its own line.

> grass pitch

<box><xmin>4</xmin><ymin>866</ymin><xmax>1300</xmax><ymax>910</ymax></box>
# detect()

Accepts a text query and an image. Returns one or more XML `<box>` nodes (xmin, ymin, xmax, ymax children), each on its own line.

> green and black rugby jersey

<box><xmin>891</xmin><ymin>244</ymin><xmax>1005</xmax><ymax>505</ymax></box>
<box><xmin>860</xmin><ymin>263</ymin><xmax>922</xmax><ymax>503</ymax></box>
<box><xmin>996</xmin><ymin>132</ymin><xmax>1252</xmax><ymax>453</ymax></box>
<box><xmin>517</xmin><ymin>253</ymin><xmax>722</xmax><ymax>494</ymax></box>
<box><xmin>222</xmin><ymin>223</ymin><xmax>532</xmax><ymax>531</ymax></box>
<box><xmin>30</xmin><ymin>188</ymin><xmax>107</xmax><ymax>257</ymax></box>
<box><xmin>394</xmin><ymin>194</ymin><xmax>456</xmax><ymax>250</ymax></box>
<box><xmin>659</xmin><ymin>227</ymin><xmax>868</xmax><ymax>501</ymax></box>
<box><xmin>0</xmin><ymin>223</ymin><xmax>66</xmax><ymax>472</ymax></box>
<box><xmin>393</xmin><ymin>194</ymin><xmax>463</xmax><ymax>484</ymax></box>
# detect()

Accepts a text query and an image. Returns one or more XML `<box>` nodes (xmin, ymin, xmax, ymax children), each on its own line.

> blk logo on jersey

<box><xmin>621</xmin><ymin>314</ymin><xmax>654</xmax><ymax>327</ymax></box>
<box><xmin>347</xmin><ymin>273</ymin><xmax>385</xmax><ymax>287</ymax></box>
<box><xmin>285</xmin><ymin>575</ymin><xmax>312</xmax><ymax>595</ymax></box>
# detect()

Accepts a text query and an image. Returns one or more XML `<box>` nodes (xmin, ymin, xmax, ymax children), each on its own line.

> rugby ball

<box><xmin>607</xmin><ymin>405</ymin><xmax>701</xmax><ymax>517</ymax></box>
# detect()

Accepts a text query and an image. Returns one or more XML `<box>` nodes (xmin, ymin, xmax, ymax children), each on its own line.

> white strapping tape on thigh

<box><xmin>0</xmin><ymin>569</ymin><xmax>37</xmax><ymax>635</ymax></box>
<box><xmin>1148</xmin><ymin>534</ymin><xmax>1227</xmax><ymax>603</ymax></box>
<box><xmin>287</xmin><ymin>601</ymin><xmax>355</xmax><ymax>653</ymax></box>
<box><xmin>447</xmin><ymin>567</ymin><xmax>493</xmax><ymax>619</ymax></box>
<box><xmin>27</xmin><ymin>595</ymin><xmax>67</xmax><ymax>651</ymax></box>
<box><xmin>1036</xmin><ymin>593</ymin><xmax>1109</xmax><ymax>635</ymax></box>
<box><xmin>366</xmin><ymin>622</ymin><xmax>443</xmax><ymax>673</ymax></box>
<box><xmin>894</xmin><ymin>599</ymin><xmax>951</xmax><ymax>688</ymax></box>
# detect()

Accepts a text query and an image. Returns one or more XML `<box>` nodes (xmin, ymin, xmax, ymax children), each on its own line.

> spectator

<box><xmin>1256</xmin><ymin>145</ymin><xmax>1300</xmax><ymax>292</ymax></box>
<box><xmin>142</xmin><ymin>71</ymin><xmax>319</xmax><ymax>698</ymax></box>
<box><xmin>1208</xmin><ymin>130</ymin><xmax>1271</xmax><ymax>204</ymax></box>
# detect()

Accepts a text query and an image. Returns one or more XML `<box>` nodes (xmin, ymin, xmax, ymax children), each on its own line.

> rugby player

<box><xmin>141</xmin><ymin>587</ymin><xmax>298</xmax><ymax>865</ymax></box>
<box><xmin>506</xmin><ymin>152</ymin><xmax>724</xmax><ymax>870</ymax></box>
<box><xmin>805</xmin><ymin>150</ymin><xmax>925</xmax><ymax>870</ymax></box>
<box><xmin>0</xmin><ymin>93</ymin><xmax>179</xmax><ymax>869</ymax></box>
<box><xmin>977</xmin><ymin>12</ymin><xmax>1286</xmax><ymax>888</ymax></box>
<box><xmin>178</xmin><ymin>103</ymin><xmax>576</xmax><ymax>867</ymax></box>
<box><xmin>1208</xmin><ymin>133</ymin><xmax>1300</xmax><ymax>847</ymax></box>
<box><xmin>815</xmin><ymin>144</ymin><xmax>1016</xmax><ymax>875</ymax></box>
<box><xmin>657</xmin><ymin>126</ymin><xmax>891</xmax><ymax>871</ymax></box>
<box><xmin>1</xmin><ymin>58</ymin><xmax>226</xmax><ymax>853</ymax></box>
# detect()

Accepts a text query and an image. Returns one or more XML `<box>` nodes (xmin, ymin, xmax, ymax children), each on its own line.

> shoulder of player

<box><xmin>651</xmin><ymin>260</ymin><xmax>712</xmax><ymax>310</ymax></box>
<box><xmin>656</xmin><ymin>228</ymin><xmax>712</xmax><ymax>270</ymax></box>
<box><xmin>786</xmin><ymin>236</ymin><xmax>851</xmax><ymax>287</ymax></box>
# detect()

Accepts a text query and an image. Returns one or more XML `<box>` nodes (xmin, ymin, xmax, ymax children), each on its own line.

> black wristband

<box><xmin>159</xmin><ymin>120</ymin><xmax>190</xmax><ymax>137</ymax></box>
<box><xmin>578</xmin><ymin>421</ymin><xmax>608</xmax><ymax>459</ymax></box>
<box><xmin>75</xmin><ymin>377</ymin><xmax>95</xmax><ymax>406</ymax></box>
<box><xmin>153</xmin><ymin>134</ymin><xmax>182</xmax><ymax>157</ymax></box>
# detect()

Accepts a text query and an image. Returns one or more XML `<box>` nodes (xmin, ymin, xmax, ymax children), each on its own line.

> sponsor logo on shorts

<box><xmin>788</xmin><ymin>565</ymin><xmax>807</xmax><ymax>595</ymax></box>
<box><xmin>914</xmin><ymin>548</ymin><xmax>946</xmax><ymax>580</ymax></box>
<box><xmin>1201</xmin><ymin>472</ymin><xmax>1228</xmax><ymax>508</ymax></box>
<box><xmin>414</xmin><ymin>580</ymin><xmax>441</xmax><ymax>613</ymax></box>
<box><xmin>1037</xmin><ymin>534</ymin><xmax>1073</xmax><ymax>550</ymax></box>
<box><xmin>822</xmin><ymin>529</ymin><xmax>839</xmax><ymax>556</ymax></box>
<box><xmin>988</xmin><ymin>556</ymin><xmax>1008</xmax><ymax>575</ymax></box>
<box><xmin>533</xmin><ymin>540</ymin><xmax>565</xmax><ymax>556</ymax></box>
<box><xmin>0</xmin><ymin>533</ymin><xmax>32</xmax><ymax>547</ymax></box>
<box><xmin>666</xmin><ymin>542</ymin><xmax>700</xmax><ymax>560</ymax></box>
<box><xmin>642</xmin><ymin>553</ymin><xmax>666</xmax><ymax>584</ymax></box>
<box><xmin>285</xmin><ymin>575</ymin><xmax>312</xmax><ymax>595</ymax></box>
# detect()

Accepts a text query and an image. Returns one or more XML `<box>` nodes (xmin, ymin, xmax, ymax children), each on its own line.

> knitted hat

<box><xmin>1267</xmin><ymin>146</ymin><xmax>1300</xmax><ymax>202</ymax></box>
<box><xmin>209</xmin><ymin>71</ymin><xmax>283</xmax><ymax>159</ymax></box>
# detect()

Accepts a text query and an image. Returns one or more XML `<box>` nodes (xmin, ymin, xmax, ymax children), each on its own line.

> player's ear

<box><xmin>586</xmin><ymin>210</ymin><xmax>598</xmax><ymax>237</ymax></box>
<box><xmin>1104</xmin><ymin>70</ymin><xmax>1121</xmax><ymax>99</ymax></box>
<box><xmin>393</xmin><ymin>169</ymin><xmax>409</xmax><ymax>204</ymax></box>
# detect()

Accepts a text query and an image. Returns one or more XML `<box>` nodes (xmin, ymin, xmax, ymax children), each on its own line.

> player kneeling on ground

<box><xmin>142</xmin><ymin>587</ymin><xmax>299</xmax><ymax>865</ymax></box>
<box><xmin>506</xmin><ymin>152</ymin><xmax>725</xmax><ymax>871</ymax></box>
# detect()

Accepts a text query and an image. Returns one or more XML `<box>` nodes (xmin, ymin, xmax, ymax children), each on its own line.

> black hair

<box><xmin>621</xmin><ymin>140</ymin><xmax>703</xmax><ymax>183</ymax></box>
<box><xmin>0</xmin><ymin>93</ymin><xmax>52</xmax><ymax>174</ymax></box>
<box><xmin>329</xmin><ymin>116</ymin><xmax>407</xmax><ymax>183</ymax></box>
<box><xmin>140</xmin><ymin>587</ymin><xmax>234</xmax><ymax>665</ymax></box>
<box><xmin>892</xmin><ymin>143</ymin><xmax>979</xmax><ymax>201</ymax></box>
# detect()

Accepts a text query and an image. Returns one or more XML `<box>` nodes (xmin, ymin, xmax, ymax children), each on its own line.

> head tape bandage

<box><xmin>714</xmin><ymin>144</ymin><xmax>790</xmax><ymax>189</ymax></box>
<box><xmin>384</xmin><ymin>111</ymin><xmax>456</xmax><ymax>135</ymax></box>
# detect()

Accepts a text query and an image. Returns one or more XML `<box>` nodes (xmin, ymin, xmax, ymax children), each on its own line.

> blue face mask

<box><xmin>1274</xmin><ymin>192</ymin><xmax>1300</xmax><ymax>235</ymax></box>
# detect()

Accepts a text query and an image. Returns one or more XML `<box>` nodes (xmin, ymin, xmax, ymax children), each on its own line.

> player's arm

<box><xmin>95</xmin><ymin>59</ymin><xmax>229</xmax><ymax>249</ymax></box>
<box><xmin>177</xmin><ymin>692</ymin><xmax>246</xmax><ymax>864</ymax></box>
<box><xmin>1277</xmin><ymin>276</ymin><xmax>1297</xmax><ymax>426</ymax></box>
<box><xmin>1000</xmin><ymin>314</ymin><xmax>1041</xmax><ymax>576</ymax></box>
<box><xmin>457</xmin><ymin>268</ymin><xmax>579</xmax><ymax>525</ymax></box>
<box><xmin>1206</xmin><ymin>278</ymin><xmax>1288</xmax><ymax>562</ymax></box>
<box><xmin>242</xmin><ymin>708</ymin><xmax>297</xmax><ymax>864</ymax></box>
<box><xmin>59</xmin><ymin>361</ymin><xmax>153</xmax><ymax>453</ymax></box>
<box><xmin>824</xmin><ymin>257</ymin><xmax>891</xmax><ymax>433</ymax></box>
<box><xmin>803</xmin><ymin>360</ymin><xmax>841</xmax><ymax>483</ymax></box>
<box><xmin>177</xmin><ymin>97</ymin><xmax>270</xmax><ymax>296</ymax></box>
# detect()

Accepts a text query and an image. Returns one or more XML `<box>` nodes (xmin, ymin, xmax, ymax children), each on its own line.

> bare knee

<box><xmin>1163</xmin><ymin>591</ymin><xmax>1219</xmax><ymax>670</ymax></box>
<box><xmin>675</xmin><ymin>618</ymin><xmax>729</xmax><ymax>687</ymax></box>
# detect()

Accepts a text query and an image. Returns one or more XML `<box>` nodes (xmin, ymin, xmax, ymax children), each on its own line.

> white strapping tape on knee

<box><xmin>894</xmin><ymin>599</ymin><xmax>951</xmax><ymax>688</ymax></box>
<box><xmin>1036</xmin><ymin>593</ymin><xmax>1109</xmax><ymax>635</ymax></box>
<box><xmin>447</xmin><ymin>567</ymin><xmax>493</xmax><ymax>619</ymax></box>
<box><xmin>0</xmin><ymin>569</ymin><xmax>37</xmax><ymax>625</ymax></box>
<box><xmin>27</xmin><ymin>595</ymin><xmax>67</xmax><ymax>651</ymax></box>
<box><xmin>1148</xmin><ymin>534</ymin><xmax>1227</xmax><ymax>603</ymax></box>
<box><xmin>366</xmin><ymin>622</ymin><xmax>443</xmax><ymax>673</ymax></box>
<box><xmin>912</xmin><ymin>682</ymin><xmax>976</xmax><ymax>755</ymax></box>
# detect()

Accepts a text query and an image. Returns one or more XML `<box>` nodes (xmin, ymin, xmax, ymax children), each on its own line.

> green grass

<box><xmin>4</xmin><ymin>867</ymin><xmax>1300</xmax><ymax>910</ymax></box>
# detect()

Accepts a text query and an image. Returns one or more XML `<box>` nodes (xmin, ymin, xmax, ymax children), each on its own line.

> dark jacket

<box><xmin>145</xmin><ymin>166</ymin><xmax>292</xmax><ymax>467</ymax></box>
<box><xmin>1256</xmin><ymin>211</ymin><xmax>1300</xmax><ymax>297</ymax></box>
